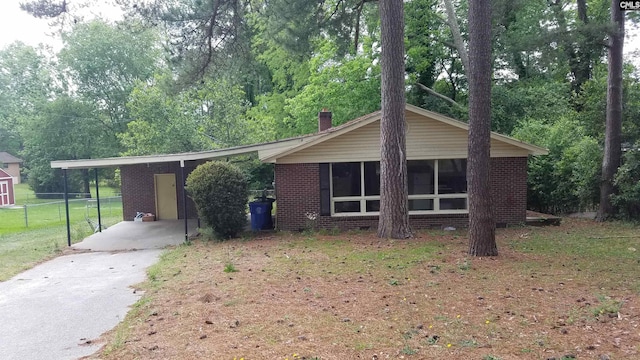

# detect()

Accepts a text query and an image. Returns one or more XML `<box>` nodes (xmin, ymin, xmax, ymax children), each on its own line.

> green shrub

<box><xmin>186</xmin><ymin>161</ymin><xmax>248</xmax><ymax>239</ymax></box>
<box><xmin>612</xmin><ymin>146</ymin><xmax>640</xmax><ymax>219</ymax></box>
<box><xmin>512</xmin><ymin>116</ymin><xmax>601</xmax><ymax>214</ymax></box>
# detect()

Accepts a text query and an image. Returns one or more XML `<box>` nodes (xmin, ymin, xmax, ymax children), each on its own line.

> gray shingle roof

<box><xmin>0</xmin><ymin>152</ymin><xmax>23</xmax><ymax>164</ymax></box>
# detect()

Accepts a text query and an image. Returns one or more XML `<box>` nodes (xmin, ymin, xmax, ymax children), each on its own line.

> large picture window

<box><xmin>330</xmin><ymin>159</ymin><xmax>467</xmax><ymax>215</ymax></box>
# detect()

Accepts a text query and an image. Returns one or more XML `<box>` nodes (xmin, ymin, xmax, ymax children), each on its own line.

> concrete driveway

<box><xmin>0</xmin><ymin>220</ymin><xmax>195</xmax><ymax>359</ymax></box>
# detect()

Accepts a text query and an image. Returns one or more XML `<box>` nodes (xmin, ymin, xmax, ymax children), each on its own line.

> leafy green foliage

<box><xmin>285</xmin><ymin>39</ymin><xmax>381</xmax><ymax>134</ymax></box>
<box><xmin>513</xmin><ymin>116</ymin><xmax>601</xmax><ymax>214</ymax></box>
<box><xmin>223</xmin><ymin>263</ymin><xmax>239</xmax><ymax>273</ymax></box>
<box><xmin>612</xmin><ymin>145</ymin><xmax>640</xmax><ymax>219</ymax></box>
<box><xmin>119</xmin><ymin>74</ymin><xmax>250</xmax><ymax>155</ymax></box>
<box><xmin>59</xmin><ymin>20</ymin><xmax>159</xmax><ymax>134</ymax></box>
<box><xmin>0</xmin><ymin>42</ymin><xmax>53</xmax><ymax>155</ymax></box>
<box><xmin>21</xmin><ymin>97</ymin><xmax>115</xmax><ymax>195</ymax></box>
<box><xmin>186</xmin><ymin>162</ymin><xmax>248</xmax><ymax>239</ymax></box>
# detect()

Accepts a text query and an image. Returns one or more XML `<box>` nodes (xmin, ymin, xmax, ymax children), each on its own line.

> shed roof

<box><xmin>0</xmin><ymin>152</ymin><xmax>23</xmax><ymax>164</ymax></box>
<box><xmin>50</xmin><ymin>137</ymin><xmax>315</xmax><ymax>169</ymax></box>
<box><xmin>0</xmin><ymin>168</ymin><xmax>12</xmax><ymax>179</ymax></box>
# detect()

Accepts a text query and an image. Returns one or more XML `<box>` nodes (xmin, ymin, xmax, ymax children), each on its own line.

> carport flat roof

<box><xmin>50</xmin><ymin>137</ymin><xmax>310</xmax><ymax>169</ymax></box>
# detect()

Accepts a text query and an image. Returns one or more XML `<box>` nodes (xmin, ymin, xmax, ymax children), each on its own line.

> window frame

<box><xmin>330</xmin><ymin>160</ymin><xmax>468</xmax><ymax>216</ymax></box>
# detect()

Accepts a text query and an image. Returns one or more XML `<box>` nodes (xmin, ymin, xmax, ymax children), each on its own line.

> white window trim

<box><xmin>330</xmin><ymin>160</ymin><xmax>468</xmax><ymax>216</ymax></box>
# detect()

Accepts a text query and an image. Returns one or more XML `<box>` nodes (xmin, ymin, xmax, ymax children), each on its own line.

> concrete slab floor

<box><xmin>73</xmin><ymin>219</ymin><xmax>198</xmax><ymax>252</ymax></box>
<box><xmin>0</xmin><ymin>250</ymin><xmax>162</xmax><ymax>360</ymax></box>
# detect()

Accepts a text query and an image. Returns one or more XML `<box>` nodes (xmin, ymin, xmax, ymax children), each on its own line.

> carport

<box><xmin>73</xmin><ymin>220</ymin><xmax>199</xmax><ymax>251</ymax></box>
<box><xmin>50</xmin><ymin>139</ymin><xmax>304</xmax><ymax>246</ymax></box>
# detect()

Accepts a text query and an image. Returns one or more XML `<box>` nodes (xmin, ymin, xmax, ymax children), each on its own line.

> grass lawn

<box><xmin>89</xmin><ymin>218</ymin><xmax>640</xmax><ymax>360</ymax></box>
<box><xmin>0</xmin><ymin>215</ymin><xmax>123</xmax><ymax>281</ymax></box>
<box><xmin>0</xmin><ymin>183</ymin><xmax>124</xmax><ymax>281</ymax></box>
<box><xmin>1</xmin><ymin>183</ymin><xmax>122</xmax><ymax>234</ymax></box>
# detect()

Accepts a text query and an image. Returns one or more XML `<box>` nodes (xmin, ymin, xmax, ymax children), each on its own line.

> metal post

<box><xmin>24</xmin><ymin>204</ymin><xmax>28</xmax><ymax>228</ymax></box>
<box><xmin>95</xmin><ymin>168</ymin><xmax>102</xmax><ymax>232</ymax></box>
<box><xmin>180</xmin><ymin>160</ymin><xmax>188</xmax><ymax>242</ymax></box>
<box><xmin>63</xmin><ymin>169</ymin><xmax>71</xmax><ymax>246</ymax></box>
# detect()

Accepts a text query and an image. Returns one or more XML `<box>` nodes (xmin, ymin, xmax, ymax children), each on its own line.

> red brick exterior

<box><xmin>274</xmin><ymin>157</ymin><xmax>528</xmax><ymax>231</ymax></box>
<box><xmin>120</xmin><ymin>162</ymin><xmax>201</xmax><ymax>221</ymax></box>
<box><xmin>490</xmin><ymin>157</ymin><xmax>528</xmax><ymax>226</ymax></box>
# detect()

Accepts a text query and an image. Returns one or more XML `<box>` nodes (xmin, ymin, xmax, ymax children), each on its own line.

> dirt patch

<box><xmin>88</xmin><ymin>219</ymin><xmax>640</xmax><ymax>360</ymax></box>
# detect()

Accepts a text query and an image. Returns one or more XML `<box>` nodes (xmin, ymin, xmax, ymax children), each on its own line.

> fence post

<box><xmin>58</xmin><ymin>202</ymin><xmax>62</xmax><ymax>221</ymax></box>
<box><xmin>24</xmin><ymin>204</ymin><xmax>28</xmax><ymax>228</ymax></box>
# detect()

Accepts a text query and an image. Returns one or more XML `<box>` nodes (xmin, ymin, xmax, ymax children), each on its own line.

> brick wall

<box><xmin>490</xmin><ymin>157</ymin><xmax>528</xmax><ymax>226</ymax></box>
<box><xmin>275</xmin><ymin>157</ymin><xmax>528</xmax><ymax>231</ymax></box>
<box><xmin>120</xmin><ymin>162</ymin><xmax>200</xmax><ymax>221</ymax></box>
<box><xmin>274</xmin><ymin>163</ymin><xmax>321</xmax><ymax>231</ymax></box>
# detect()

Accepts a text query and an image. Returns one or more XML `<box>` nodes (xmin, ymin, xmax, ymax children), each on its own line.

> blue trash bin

<box><xmin>249</xmin><ymin>200</ymin><xmax>274</xmax><ymax>231</ymax></box>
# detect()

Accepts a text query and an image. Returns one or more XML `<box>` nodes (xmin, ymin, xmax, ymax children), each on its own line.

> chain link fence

<box><xmin>0</xmin><ymin>193</ymin><xmax>122</xmax><ymax>231</ymax></box>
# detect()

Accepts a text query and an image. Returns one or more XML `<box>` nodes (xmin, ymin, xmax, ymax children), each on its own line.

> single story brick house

<box><xmin>262</xmin><ymin>104</ymin><xmax>547</xmax><ymax>230</ymax></box>
<box><xmin>0</xmin><ymin>168</ymin><xmax>15</xmax><ymax>207</ymax></box>
<box><xmin>0</xmin><ymin>152</ymin><xmax>23</xmax><ymax>184</ymax></box>
<box><xmin>51</xmin><ymin>104</ymin><xmax>547</xmax><ymax>239</ymax></box>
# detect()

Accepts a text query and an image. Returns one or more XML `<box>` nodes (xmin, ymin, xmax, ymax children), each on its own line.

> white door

<box><xmin>0</xmin><ymin>181</ymin><xmax>9</xmax><ymax>206</ymax></box>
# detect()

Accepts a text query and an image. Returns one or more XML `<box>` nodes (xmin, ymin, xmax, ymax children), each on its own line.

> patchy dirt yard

<box><xmin>87</xmin><ymin>219</ymin><xmax>640</xmax><ymax>360</ymax></box>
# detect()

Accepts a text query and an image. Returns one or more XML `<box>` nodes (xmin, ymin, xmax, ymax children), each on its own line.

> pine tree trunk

<box><xmin>597</xmin><ymin>1</ymin><xmax>624</xmax><ymax>221</ymax></box>
<box><xmin>467</xmin><ymin>0</ymin><xmax>496</xmax><ymax>256</ymax></box>
<box><xmin>377</xmin><ymin>0</ymin><xmax>411</xmax><ymax>239</ymax></box>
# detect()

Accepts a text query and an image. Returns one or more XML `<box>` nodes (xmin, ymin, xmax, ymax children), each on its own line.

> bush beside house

<box><xmin>186</xmin><ymin>161</ymin><xmax>248</xmax><ymax>239</ymax></box>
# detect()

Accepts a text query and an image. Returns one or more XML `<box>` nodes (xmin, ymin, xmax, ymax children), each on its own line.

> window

<box><xmin>331</xmin><ymin>159</ymin><xmax>467</xmax><ymax>215</ymax></box>
<box><xmin>1</xmin><ymin>163</ymin><xmax>7</xmax><ymax>169</ymax></box>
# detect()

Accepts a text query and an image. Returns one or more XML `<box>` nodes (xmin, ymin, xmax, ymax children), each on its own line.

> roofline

<box><xmin>50</xmin><ymin>138</ymin><xmax>307</xmax><ymax>169</ymax></box>
<box><xmin>0</xmin><ymin>153</ymin><xmax>23</xmax><ymax>163</ymax></box>
<box><xmin>0</xmin><ymin>168</ymin><xmax>13</xmax><ymax>178</ymax></box>
<box><xmin>50</xmin><ymin>105</ymin><xmax>548</xmax><ymax>170</ymax></box>
<box><xmin>260</xmin><ymin>111</ymin><xmax>383</xmax><ymax>162</ymax></box>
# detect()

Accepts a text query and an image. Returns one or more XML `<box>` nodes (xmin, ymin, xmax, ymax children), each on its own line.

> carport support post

<box><xmin>180</xmin><ymin>160</ymin><xmax>188</xmax><ymax>242</ymax></box>
<box><xmin>95</xmin><ymin>168</ymin><xmax>102</xmax><ymax>232</ymax></box>
<box><xmin>63</xmin><ymin>168</ymin><xmax>71</xmax><ymax>247</ymax></box>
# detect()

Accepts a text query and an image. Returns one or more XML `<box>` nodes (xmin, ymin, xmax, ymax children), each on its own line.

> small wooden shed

<box><xmin>0</xmin><ymin>168</ymin><xmax>15</xmax><ymax>207</ymax></box>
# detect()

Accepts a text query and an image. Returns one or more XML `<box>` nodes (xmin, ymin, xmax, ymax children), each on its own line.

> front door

<box><xmin>154</xmin><ymin>174</ymin><xmax>178</xmax><ymax>220</ymax></box>
<box><xmin>0</xmin><ymin>181</ymin><xmax>9</xmax><ymax>206</ymax></box>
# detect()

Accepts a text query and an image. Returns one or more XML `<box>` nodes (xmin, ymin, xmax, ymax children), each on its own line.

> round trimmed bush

<box><xmin>186</xmin><ymin>161</ymin><xmax>248</xmax><ymax>239</ymax></box>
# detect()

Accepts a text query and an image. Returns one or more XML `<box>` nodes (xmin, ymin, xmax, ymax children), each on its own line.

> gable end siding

<box><xmin>274</xmin><ymin>112</ymin><xmax>530</xmax><ymax>164</ymax></box>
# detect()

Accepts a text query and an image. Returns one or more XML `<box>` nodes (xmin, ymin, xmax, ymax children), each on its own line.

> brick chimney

<box><xmin>318</xmin><ymin>109</ymin><xmax>332</xmax><ymax>132</ymax></box>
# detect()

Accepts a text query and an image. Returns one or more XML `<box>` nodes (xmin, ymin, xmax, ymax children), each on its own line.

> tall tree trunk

<box><xmin>377</xmin><ymin>0</ymin><xmax>411</xmax><ymax>239</ymax></box>
<box><xmin>442</xmin><ymin>0</ymin><xmax>469</xmax><ymax>74</ymax></box>
<box><xmin>597</xmin><ymin>1</ymin><xmax>624</xmax><ymax>221</ymax></box>
<box><xmin>467</xmin><ymin>0</ymin><xmax>496</xmax><ymax>256</ymax></box>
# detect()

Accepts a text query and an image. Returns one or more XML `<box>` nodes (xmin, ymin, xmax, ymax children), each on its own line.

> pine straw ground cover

<box><xmin>87</xmin><ymin>219</ymin><xmax>640</xmax><ymax>360</ymax></box>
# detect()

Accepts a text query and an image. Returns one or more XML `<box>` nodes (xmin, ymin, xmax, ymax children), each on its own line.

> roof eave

<box><xmin>50</xmin><ymin>138</ymin><xmax>307</xmax><ymax>170</ymax></box>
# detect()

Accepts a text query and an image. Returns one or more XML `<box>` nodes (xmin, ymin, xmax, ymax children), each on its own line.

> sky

<box><xmin>0</xmin><ymin>1</ymin><xmax>638</xmax><ymax>61</ymax></box>
<box><xmin>0</xmin><ymin>0</ymin><xmax>122</xmax><ymax>50</ymax></box>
